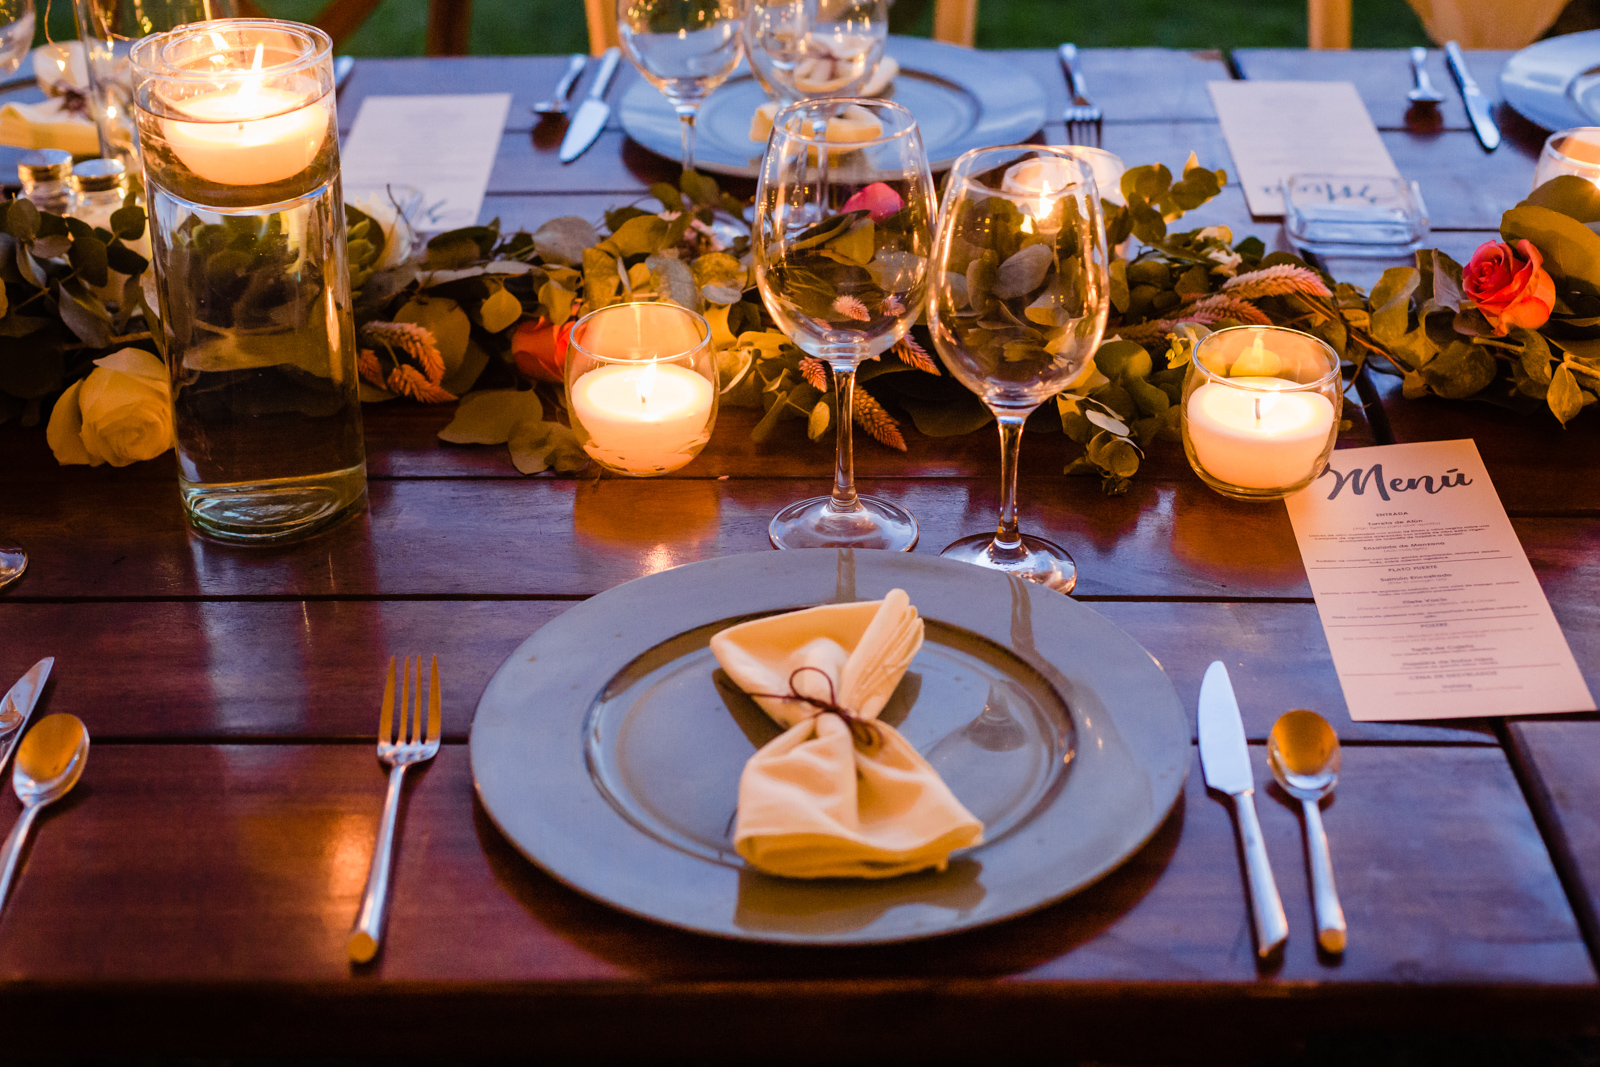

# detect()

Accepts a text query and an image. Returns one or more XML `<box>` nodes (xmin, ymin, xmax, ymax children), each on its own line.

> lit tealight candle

<box><xmin>570</xmin><ymin>361</ymin><xmax>715</xmax><ymax>474</ymax></box>
<box><xmin>1186</xmin><ymin>376</ymin><xmax>1337</xmax><ymax>490</ymax></box>
<box><xmin>163</xmin><ymin>44</ymin><xmax>328</xmax><ymax>187</ymax></box>
<box><xmin>568</xmin><ymin>303</ymin><xmax>716</xmax><ymax>475</ymax></box>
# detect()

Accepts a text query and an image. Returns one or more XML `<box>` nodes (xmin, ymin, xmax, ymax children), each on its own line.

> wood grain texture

<box><xmin>1505</xmin><ymin>719</ymin><xmax>1600</xmax><ymax>962</ymax></box>
<box><xmin>1233</xmin><ymin>49</ymin><xmax>1515</xmax><ymax>131</ymax></box>
<box><xmin>0</xmin><ymin>599</ymin><xmax>1491</xmax><ymax>744</ymax></box>
<box><xmin>0</xmin><ymin>748</ymin><xmax>1580</xmax><ymax>998</ymax></box>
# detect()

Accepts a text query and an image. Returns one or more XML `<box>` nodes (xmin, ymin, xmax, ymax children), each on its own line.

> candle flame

<box><xmin>636</xmin><ymin>361</ymin><xmax>659</xmax><ymax>408</ymax></box>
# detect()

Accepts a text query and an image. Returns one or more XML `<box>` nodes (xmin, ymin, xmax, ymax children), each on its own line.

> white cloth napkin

<box><xmin>712</xmin><ymin>590</ymin><xmax>984</xmax><ymax>879</ymax></box>
<box><xmin>0</xmin><ymin>98</ymin><xmax>99</xmax><ymax>156</ymax></box>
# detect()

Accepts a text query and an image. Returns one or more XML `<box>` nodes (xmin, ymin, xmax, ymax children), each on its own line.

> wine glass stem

<box><xmin>828</xmin><ymin>361</ymin><xmax>861</xmax><ymax>513</ymax></box>
<box><xmin>675</xmin><ymin>104</ymin><xmax>698</xmax><ymax>174</ymax></box>
<box><xmin>993</xmin><ymin>413</ymin><xmax>1028</xmax><ymax>556</ymax></box>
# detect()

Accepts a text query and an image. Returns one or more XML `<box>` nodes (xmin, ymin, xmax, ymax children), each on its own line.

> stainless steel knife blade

<box><xmin>1199</xmin><ymin>660</ymin><xmax>1253</xmax><ymax>794</ymax></box>
<box><xmin>560</xmin><ymin>47</ymin><xmax>622</xmax><ymax>164</ymax></box>
<box><xmin>1445</xmin><ymin>41</ymin><xmax>1501</xmax><ymax>152</ymax></box>
<box><xmin>0</xmin><ymin>657</ymin><xmax>53</xmax><ymax>779</ymax></box>
<box><xmin>1198</xmin><ymin>660</ymin><xmax>1289</xmax><ymax>958</ymax></box>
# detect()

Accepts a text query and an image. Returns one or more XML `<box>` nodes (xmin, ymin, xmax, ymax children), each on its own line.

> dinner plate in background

<box><xmin>618</xmin><ymin>36</ymin><xmax>1049</xmax><ymax>177</ymax></box>
<box><xmin>470</xmin><ymin>549</ymin><xmax>1189</xmax><ymax>945</ymax></box>
<box><xmin>1500</xmin><ymin>29</ymin><xmax>1600</xmax><ymax>131</ymax></box>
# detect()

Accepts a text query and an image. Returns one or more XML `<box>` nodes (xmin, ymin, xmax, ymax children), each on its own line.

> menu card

<box><xmin>341</xmin><ymin>94</ymin><xmax>511</xmax><ymax>231</ymax></box>
<box><xmin>1208</xmin><ymin>81</ymin><xmax>1400</xmax><ymax>217</ymax></box>
<box><xmin>1285</xmin><ymin>440</ymin><xmax>1594</xmax><ymax>722</ymax></box>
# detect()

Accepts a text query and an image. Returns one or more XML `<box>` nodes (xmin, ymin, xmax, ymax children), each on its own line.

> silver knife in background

<box><xmin>0</xmin><ymin>657</ymin><xmax>53</xmax><ymax>781</ymax></box>
<box><xmin>560</xmin><ymin>47</ymin><xmax>622</xmax><ymax>164</ymax></box>
<box><xmin>1444</xmin><ymin>41</ymin><xmax>1500</xmax><ymax>152</ymax></box>
<box><xmin>1198</xmin><ymin>660</ymin><xmax>1289</xmax><ymax>959</ymax></box>
<box><xmin>333</xmin><ymin>56</ymin><xmax>356</xmax><ymax>97</ymax></box>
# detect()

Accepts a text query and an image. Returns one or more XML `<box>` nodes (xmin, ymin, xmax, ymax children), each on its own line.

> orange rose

<box><xmin>512</xmin><ymin>315</ymin><xmax>575</xmax><ymax>383</ymax></box>
<box><xmin>1463</xmin><ymin>239</ymin><xmax>1555</xmax><ymax>336</ymax></box>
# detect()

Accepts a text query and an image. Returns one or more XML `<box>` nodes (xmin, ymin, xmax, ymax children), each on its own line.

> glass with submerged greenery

<box><xmin>753</xmin><ymin>98</ymin><xmax>935</xmax><ymax>550</ymax></box>
<box><xmin>134</xmin><ymin>19</ymin><xmax>364</xmax><ymax>543</ymax></box>
<box><xmin>928</xmin><ymin>146</ymin><xmax>1110</xmax><ymax>592</ymax></box>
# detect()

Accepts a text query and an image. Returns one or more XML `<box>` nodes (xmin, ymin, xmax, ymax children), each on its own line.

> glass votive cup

<box><xmin>565</xmin><ymin>302</ymin><xmax>719</xmax><ymax>477</ymax></box>
<box><xmin>1533</xmin><ymin>128</ymin><xmax>1600</xmax><ymax>190</ymax></box>
<box><xmin>1181</xmin><ymin>325</ymin><xmax>1342</xmax><ymax>501</ymax></box>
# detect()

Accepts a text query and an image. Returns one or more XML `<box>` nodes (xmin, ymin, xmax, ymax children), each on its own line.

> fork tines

<box><xmin>1058</xmin><ymin>43</ymin><xmax>1103</xmax><ymax>147</ymax></box>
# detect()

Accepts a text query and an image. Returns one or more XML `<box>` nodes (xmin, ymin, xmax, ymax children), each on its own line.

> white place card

<box><xmin>1208</xmin><ymin>81</ymin><xmax>1400</xmax><ymax>217</ymax></box>
<box><xmin>1285</xmin><ymin>440</ymin><xmax>1594</xmax><ymax>723</ymax></box>
<box><xmin>341</xmin><ymin>93</ymin><xmax>511</xmax><ymax>231</ymax></box>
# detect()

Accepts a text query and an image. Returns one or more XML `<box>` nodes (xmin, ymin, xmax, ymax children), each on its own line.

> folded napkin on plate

<box><xmin>0</xmin><ymin>98</ymin><xmax>99</xmax><ymax>156</ymax></box>
<box><xmin>712</xmin><ymin>590</ymin><xmax>984</xmax><ymax>879</ymax></box>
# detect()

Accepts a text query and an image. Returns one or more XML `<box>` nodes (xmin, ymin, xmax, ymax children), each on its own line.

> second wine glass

<box><xmin>753</xmin><ymin>98</ymin><xmax>936</xmax><ymax>551</ymax></box>
<box><xmin>927</xmin><ymin>146</ymin><xmax>1112</xmax><ymax>592</ymax></box>
<box><xmin>618</xmin><ymin>0</ymin><xmax>745</xmax><ymax>174</ymax></box>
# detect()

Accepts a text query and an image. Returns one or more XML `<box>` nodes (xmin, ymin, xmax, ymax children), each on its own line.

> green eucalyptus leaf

<box><xmin>691</xmin><ymin>251</ymin><xmax>745</xmax><ymax>290</ymax></box>
<box><xmin>57</xmin><ymin>280</ymin><xmax>112</xmax><ymax>348</ymax></box>
<box><xmin>1522</xmin><ymin>175</ymin><xmax>1600</xmax><ymax>224</ymax></box>
<box><xmin>1548</xmin><ymin>362</ymin><xmax>1584</xmax><ymax>425</ymax></box>
<box><xmin>899</xmin><ymin>391</ymin><xmax>993</xmax><ymax>436</ymax></box>
<box><xmin>1503</xmin><ymin>204</ymin><xmax>1600</xmax><ymax>289</ymax></box>
<box><xmin>1085</xmin><ymin>430</ymin><xmax>1140</xmax><ymax>477</ymax></box>
<box><xmin>583</xmin><ymin>246</ymin><xmax>622</xmax><ymax>309</ymax></box>
<box><xmin>1369</xmin><ymin>266</ymin><xmax>1419</xmax><ymax>343</ymax></box>
<box><xmin>509</xmin><ymin>417</ymin><xmax>586</xmax><ymax>474</ymax></box>
<box><xmin>646</xmin><ymin>252</ymin><xmax>702</xmax><ymax>312</ymax></box>
<box><xmin>649</xmin><ymin>182</ymin><xmax>686</xmax><ymax>212</ymax></box>
<box><xmin>477</xmin><ymin>287</ymin><xmax>524</xmax><ymax>333</ymax></box>
<box><xmin>1421</xmin><ymin>339</ymin><xmax>1496</xmax><ymax>399</ymax></box>
<box><xmin>826</xmin><ymin>220</ymin><xmax>876</xmax><ymax>266</ymax></box>
<box><xmin>396</xmin><ymin>295</ymin><xmax>471</xmax><ymax>372</ymax></box>
<box><xmin>1094</xmin><ymin>339</ymin><xmax>1152</xmax><ymax>381</ymax></box>
<box><xmin>533</xmin><ymin>216</ymin><xmax>601</xmax><ymax>267</ymax></box>
<box><xmin>68</xmin><ymin>231</ymin><xmax>110</xmax><ymax>288</ymax></box>
<box><xmin>993</xmin><ymin>243</ymin><xmax>1052</xmax><ymax>300</ymax></box>
<box><xmin>110</xmin><ymin>203</ymin><xmax>146</xmax><ymax>242</ymax></box>
<box><xmin>437</xmin><ymin>388</ymin><xmax>541</xmax><ymax>444</ymax></box>
<box><xmin>680</xmin><ymin>170</ymin><xmax>722</xmax><ymax>209</ymax></box>
<box><xmin>5</xmin><ymin>198</ymin><xmax>37</xmax><ymax>243</ymax></box>
<box><xmin>606</xmin><ymin>215</ymin><xmax>670</xmax><ymax>257</ymax></box>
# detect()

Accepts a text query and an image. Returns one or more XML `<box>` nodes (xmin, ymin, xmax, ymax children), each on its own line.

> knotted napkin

<box><xmin>0</xmin><ymin>44</ymin><xmax>98</xmax><ymax>156</ymax></box>
<box><xmin>711</xmin><ymin>590</ymin><xmax>983</xmax><ymax>879</ymax></box>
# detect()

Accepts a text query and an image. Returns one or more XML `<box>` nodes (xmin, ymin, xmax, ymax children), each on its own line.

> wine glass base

<box><xmin>0</xmin><ymin>545</ymin><xmax>27</xmax><ymax>591</ymax></box>
<box><xmin>940</xmin><ymin>532</ymin><xmax>1076</xmax><ymax>594</ymax></box>
<box><xmin>769</xmin><ymin>495</ymin><xmax>919</xmax><ymax>552</ymax></box>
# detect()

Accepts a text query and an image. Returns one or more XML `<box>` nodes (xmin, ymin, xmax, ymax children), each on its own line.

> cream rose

<box><xmin>46</xmin><ymin>348</ymin><xmax>174</xmax><ymax>467</ymax></box>
<box><xmin>350</xmin><ymin>190</ymin><xmax>419</xmax><ymax>272</ymax></box>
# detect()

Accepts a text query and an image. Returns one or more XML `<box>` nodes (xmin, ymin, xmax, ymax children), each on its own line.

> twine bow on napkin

<box><xmin>711</xmin><ymin>590</ymin><xmax>984</xmax><ymax>880</ymax></box>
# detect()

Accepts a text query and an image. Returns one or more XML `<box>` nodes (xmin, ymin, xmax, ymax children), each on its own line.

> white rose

<box><xmin>45</xmin><ymin>348</ymin><xmax>173</xmax><ymax>467</ymax></box>
<box><xmin>350</xmin><ymin>191</ymin><xmax>418</xmax><ymax>272</ymax></box>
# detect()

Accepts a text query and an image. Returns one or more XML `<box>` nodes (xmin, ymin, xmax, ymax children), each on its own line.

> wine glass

<box><xmin>618</xmin><ymin>0</ymin><xmax>746</xmax><ymax>174</ymax></box>
<box><xmin>744</xmin><ymin>0</ymin><xmax>887</xmax><ymax>105</ymax></box>
<box><xmin>0</xmin><ymin>0</ymin><xmax>34</xmax><ymax>77</ymax></box>
<box><xmin>753</xmin><ymin>98</ymin><xmax>935</xmax><ymax>551</ymax></box>
<box><xmin>927</xmin><ymin>146</ymin><xmax>1112</xmax><ymax>592</ymax></box>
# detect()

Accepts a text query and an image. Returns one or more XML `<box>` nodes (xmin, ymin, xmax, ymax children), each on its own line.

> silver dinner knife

<box><xmin>559</xmin><ymin>47</ymin><xmax>622</xmax><ymax>164</ymax></box>
<box><xmin>1198</xmin><ymin>660</ymin><xmax>1289</xmax><ymax>958</ymax></box>
<box><xmin>1444</xmin><ymin>41</ymin><xmax>1500</xmax><ymax>152</ymax></box>
<box><xmin>0</xmin><ymin>657</ymin><xmax>53</xmax><ymax>780</ymax></box>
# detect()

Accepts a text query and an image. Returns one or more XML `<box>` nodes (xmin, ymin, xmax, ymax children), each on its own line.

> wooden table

<box><xmin>2</xmin><ymin>47</ymin><xmax>1598</xmax><ymax>1063</ymax></box>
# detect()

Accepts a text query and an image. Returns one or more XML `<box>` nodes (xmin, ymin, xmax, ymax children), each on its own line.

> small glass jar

<box><xmin>565</xmin><ymin>302</ymin><xmax>718</xmax><ymax>477</ymax></box>
<box><xmin>18</xmin><ymin>149</ymin><xmax>73</xmax><ymax>215</ymax></box>
<box><xmin>1533</xmin><ymin>128</ymin><xmax>1600</xmax><ymax>191</ymax></box>
<box><xmin>1181</xmin><ymin>325</ymin><xmax>1342</xmax><ymax>501</ymax></box>
<box><xmin>68</xmin><ymin>157</ymin><xmax>128</xmax><ymax>230</ymax></box>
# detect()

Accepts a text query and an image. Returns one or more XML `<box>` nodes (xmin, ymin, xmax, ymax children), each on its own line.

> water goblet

<box><xmin>753</xmin><ymin>98</ymin><xmax>936</xmax><ymax>551</ymax></box>
<box><xmin>927</xmin><ymin>146</ymin><xmax>1112</xmax><ymax>592</ymax></box>
<box><xmin>618</xmin><ymin>0</ymin><xmax>745</xmax><ymax>174</ymax></box>
<box><xmin>0</xmin><ymin>0</ymin><xmax>34</xmax><ymax>77</ymax></box>
<box><xmin>744</xmin><ymin>0</ymin><xmax>887</xmax><ymax>105</ymax></box>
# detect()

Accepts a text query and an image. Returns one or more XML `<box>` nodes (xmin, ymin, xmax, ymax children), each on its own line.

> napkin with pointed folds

<box><xmin>711</xmin><ymin>590</ymin><xmax>983</xmax><ymax>879</ymax></box>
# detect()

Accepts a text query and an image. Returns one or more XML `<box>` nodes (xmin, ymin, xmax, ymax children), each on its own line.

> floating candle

<box><xmin>1186</xmin><ymin>376</ymin><xmax>1338</xmax><ymax>490</ymax></box>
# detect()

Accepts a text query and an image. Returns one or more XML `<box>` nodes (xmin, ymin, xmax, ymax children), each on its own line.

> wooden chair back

<box><xmin>583</xmin><ymin>0</ymin><xmax>980</xmax><ymax>55</ymax></box>
<box><xmin>1308</xmin><ymin>0</ymin><xmax>1352</xmax><ymax>48</ymax></box>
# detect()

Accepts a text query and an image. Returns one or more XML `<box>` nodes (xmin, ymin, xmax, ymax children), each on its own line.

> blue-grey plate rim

<box><xmin>469</xmin><ymin>549</ymin><xmax>1189</xmax><ymax>946</ymax></box>
<box><xmin>1500</xmin><ymin>29</ymin><xmax>1600</xmax><ymax>132</ymax></box>
<box><xmin>618</xmin><ymin>35</ymin><xmax>1049</xmax><ymax>177</ymax></box>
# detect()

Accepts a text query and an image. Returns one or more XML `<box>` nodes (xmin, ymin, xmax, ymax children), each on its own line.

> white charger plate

<box><xmin>1500</xmin><ymin>29</ymin><xmax>1600</xmax><ymax>131</ymax></box>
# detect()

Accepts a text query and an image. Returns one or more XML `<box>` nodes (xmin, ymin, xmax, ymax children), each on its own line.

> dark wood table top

<box><xmin>1</xmin><ymin>46</ymin><xmax>1598</xmax><ymax>1062</ymax></box>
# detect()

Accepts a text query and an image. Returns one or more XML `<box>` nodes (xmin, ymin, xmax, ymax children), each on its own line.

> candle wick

<box><xmin>1254</xmin><ymin>396</ymin><xmax>1261</xmax><ymax>425</ymax></box>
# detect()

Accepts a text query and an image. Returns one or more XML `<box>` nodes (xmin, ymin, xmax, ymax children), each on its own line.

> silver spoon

<box><xmin>1407</xmin><ymin>47</ymin><xmax>1444</xmax><ymax>106</ymax></box>
<box><xmin>0</xmin><ymin>713</ymin><xmax>88</xmax><ymax>914</ymax></box>
<box><xmin>1268</xmin><ymin>709</ymin><xmax>1346</xmax><ymax>953</ymax></box>
<box><xmin>534</xmin><ymin>53</ymin><xmax>587</xmax><ymax>117</ymax></box>
<box><xmin>0</xmin><ymin>542</ymin><xmax>26</xmax><ymax>591</ymax></box>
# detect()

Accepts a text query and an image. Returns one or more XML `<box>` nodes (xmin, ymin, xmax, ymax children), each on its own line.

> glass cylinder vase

<box><xmin>73</xmin><ymin>0</ymin><xmax>241</xmax><ymax>168</ymax></box>
<box><xmin>1181</xmin><ymin>325</ymin><xmax>1342</xmax><ymax>501</ymax></box>
<box><xmin>133</xmin><ymin>19</ymin><xmax>365</xmax><ymax>543</ymax></box>
<box><xmin>565</xmin><ymin>302</ymin><xmax>718</xmax><ymax>477</ymax></box>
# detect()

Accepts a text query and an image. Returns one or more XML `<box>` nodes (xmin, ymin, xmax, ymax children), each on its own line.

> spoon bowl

<box><xmin>0</xmin><ymin>713</ymin><xmax>88</xmax><ymax>911</ymax></box>
<box><xmin>0</xmin><ymin>542</ymin><xmax>25</xmax><ymax>591</ymax></box>
<box><xmin>1268</xmin><ymin>708</ymin><xmax>1346</xmax><ymax>954</ymax></box>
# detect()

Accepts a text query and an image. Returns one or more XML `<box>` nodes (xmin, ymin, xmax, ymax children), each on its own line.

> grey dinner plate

<box><xmin>618</xmin><ymin>36</ymin><xmax>1048</xmax><ymax>177</ymax></box>
<box><xmin>470</xmin><ymin>549</ymin><xmax>1189</xmax><ymax>945</ymax></box>
<box><xmin>1501</xmin><ymin>29</ymin><xmax>1600</xmax><ymax>131</ymax></box>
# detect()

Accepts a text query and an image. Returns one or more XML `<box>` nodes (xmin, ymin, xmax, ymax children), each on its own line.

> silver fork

<box><xmin>348</xmin><ymin>654</ymin><xmax>441</xmax><ymax>964</ymax></box>
<box><xmin>534</xmin><ymin>53</ymin><xmax>588</xmax><ymax>117</ymax></box>
<box><xmin>1058</xmin><ymin>43</ymin><xmax>1102</xmax><ymax>147</ymax></box>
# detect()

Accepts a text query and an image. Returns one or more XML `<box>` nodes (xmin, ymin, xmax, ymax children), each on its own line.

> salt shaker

<box><xmin>18</xmin><ymin>150</ymin><xmax>73</xmax><ymax>215</ymax></box>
